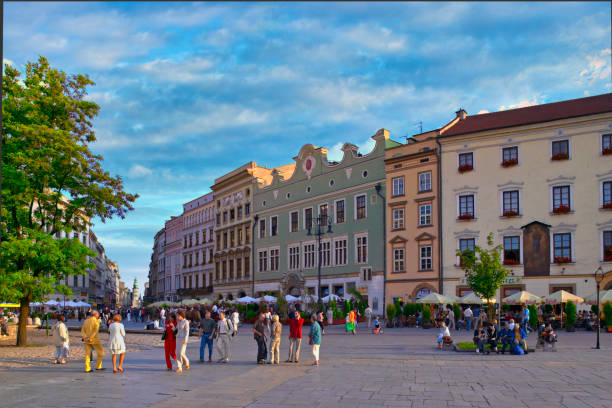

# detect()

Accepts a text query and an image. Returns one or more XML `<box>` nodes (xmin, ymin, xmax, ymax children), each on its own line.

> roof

<box><xmin>442</xmin><ymin>93</ymin><xmax>612</xmax><ymax>137</ymax></box>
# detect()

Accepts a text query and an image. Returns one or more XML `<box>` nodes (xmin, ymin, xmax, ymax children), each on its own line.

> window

<box><xmin>195</xmin><ymin>252</ymin><xmax>199</xmax><ymax>265</ymax></box>
<box><xmin>502</xmin><ymin>146</ymin><xmax>518</xmax><ymax>166</ymax></box>
<box><xmin>305</xmin><ymin>208</ymin><xmax>312</xmax><ymax>230</ymax></box>
<box><xmin>304</xmin><ymin>243</ymin><xmax>316</xmax><ymax>269</ymax></box>
<box><xmin>335</xmin><ymin>200</ymin><xmax>345</xmax><ymax>223</ymax></box>
<box><xmin>603</xmin><ymin>182</ymin><xmax>612</xmax><ymax>208</ymax></box>
<box><xmin>290</xmin><ymin>211</ymin><xmax>298</xmax><ymax>232</ymax></box>
<box><xmin>230</xmin><ymin>208</ymin><xmax>235</xmax><ymax>221</ymax></box>
<box><xmin>216</xmin><ymin>214</ymin><xmax>221</xmax><ymax>225</ymax></box>
<box><xmin>229</xmin><ymin>260</ymin><xmax>234</xmax><ymax>280</ymax></box>
<box><xmin>356</xmin><ymin>235</ymin><xmax>368</xmax><ymax>264</ymax></box>
<box><xmin>553</xmin><ymin>233</ymin><xmax>572</xmax><ymax>263</ymax></box>
<box><xmin>419</xmin><ymin>246</ymin><xmax>432</xmax><ymax>270</ymax></box>
<box><xmin>503</xmin><ymin>236</ymin><xmax>520</xmax><ymax>265</ymax></box>
<box><xmin>319</xmin><ymin>204</ymin><xmax>328</xmax><ymax>226</ymax></box>
<box><xmin>244</xmin><ymin>256</ymin><xmax>250</xmax><ymax>277</ymax></box>
<box><xmin>223</xmin><ymin>211</ymin><xmax>228</xmax><ymax>223</ymax></box>
<box><xmin>604</xmin><ymin>231</ymin><xmax>612</xmax><ymax>262</ymax></box>
<box><xmin>393</xmin><ymin>248</ymin><xmax>405</xmax><ymax>272</ymax></box>
<box><xmin>459</xmin><ymin>238</ymin><xmax>475</xmax><ymax>262</ymax></box>
<box><xmin>245</xmin><ymin>203</ymin><xmax>250</xmax><ymax>215</ymax></box>
<box><xmin>236</xmin><ymin>258</ymin><xmax>242</xmax><ymax>278</ymax></box>
<box><xmin>552</xmin><ymin>140</ymin><xmax>569</xmax><ymax>160</ymax></box>
<box><xmin>184</xmin><ymin>236</ymin><xmax>188</xmax><ymax>248</ymax></box>
<box><xmin>259</xmin><ymin>219</ymin><xmax>266</xmax><ymax>238</ymax></box>
<box><xmin>418</xmin><ymin>172</ymin><xmax>432</xmax><ymax>192</ymax></box>
<box><xmin>237</xmin><ymin>206</ymin><xmax>243</xmax><ymax>218</ymax></box>
<box><xmin>223</xmin><ymin>232</ymin><xmax>227</xmax><ymax>249</ymax></box>
<box><xmin>392</xmin><ymin>208</ymin><xmax>405</xmax><ymax>230</ymax></box>
<box><xmin>502</xmin><ymin>190</ymin><xmax>520</xmax><ymax>216</ymax></box>
<box><xmin>392</xmin><ymin>177</ymin><xmax>404</xmax><ymax>196</ymax></box>
<box><xmin>216</xmin><ymin>234</ymin><xmax>221</xmax><ymax>250</ymax></box>
<box><xmin>222</xmin><ymin>260</ymin><xmax>227</xmax><ymax>280</ymax></box>
<box><xmin>458</xmin><ymin>195</ymin><xmax>474</xmax><ymax>219</ymax></box>
<box><xmin>321</xmin><ymin>241</ymin><xmax>331</xmax><ymax>267</ymax></box>
<box><xmin>245</xmin><ymin>227</ymin><xmax>251</xmax><ymax>244</ymax></box>
<box><xmin>209</xmin><ymin>228</ymin><xmax>213</xmax><ymax>242</ymax></box>
<box><xmin>603</xmin><ymin>134</ymin><xmax>612</xmax><ymax>155</ymax></box>
<box><xmin>270</xmin><ymin>248</ymin><xmax>279</xmax><ymax>271</ymax></box>
<box><xmin>334</xmin><ymin>239</ymin><xmax>347</xmax><ymax>265</ymax></box>
<box><xmin>189</xmin><ymin>254</ymin><xmax>193</xmax><ymax>267</ymax></box>
<box><xmin>356</xmin><ymin>195</ymin><xmax>366</xmax><ymax>220</ymax></box>
<box><xmin>289</xmin><ymin>246</ymin><xmax>300</xmax><ymax>270</ymax></box>
<box><xmin>552</xmin><ymin>186</ymin><xmax>571</xmax><ymax>212</ymax></box>
<box><xmin>271</xmin><ymin>216</ymin><xmax>278</xmax><ymax>236</ymax></box>
<box><xmin>419</xmin><ymin>204</ymin><xmax>432</xmax><ymax>226</ymax></box>
<box><xmin>362</xmin><ymin>267</ymin><xmax>372</xmax><ymax>281</ymax></box>
<box><xmin>258</xmin><ymin>250</ymin><xmax>268</xmax><ymax>272</ymax></box>
<box><xmin>215</xmin><ymin>262</ymin><xmax>219</xmax><ymax>281</ymax></box>
<box><xmin>237</xmin><ymin>229</ymin><xmax>242</xmax><ymax>245</ymax></box>
<box><xmin>458</xmin><ymin>152</ymin><xmax>473</xmax><ymax>172</ymax></box>
<box><xmin>189</xmin><ymin>234</ymin><xmax>193</xmax><ymax>247</ymax></box>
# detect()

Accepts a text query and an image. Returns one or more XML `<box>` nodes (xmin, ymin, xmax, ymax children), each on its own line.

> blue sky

<box><xmin>4</xmin><ymin>2</ymin><xmax>611</xmax><ymax>288</ymax></box>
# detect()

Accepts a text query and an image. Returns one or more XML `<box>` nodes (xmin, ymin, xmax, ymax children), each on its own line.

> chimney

<box><xmin>455</xmin><ymin>108</ymin><xmax>467</xmax><ymax>120</ymax></box>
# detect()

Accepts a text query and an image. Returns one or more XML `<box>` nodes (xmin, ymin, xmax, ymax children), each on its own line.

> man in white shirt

<box><xmin>231</xmin><ymin>310</ymin><xmax>240</xmax><ymax>335</ymax></box>
<box><xmin>216</xmin><ymin>312</ymin><xmax>234</xmax><ymax>363</ymax></box>
<box><xmin>160</xmin><ymin>308</ymin><xmax>166</xmax><ymax>327</ymax></box>
<box><xmin>464</xmin><ymin>306</ymin><xmax>473</xmax><ymax>331</ymax></box>
<box><xmin>365</xmin><ymin>306</ymin><xmax>373</xmax><ymax>328</ymax></box>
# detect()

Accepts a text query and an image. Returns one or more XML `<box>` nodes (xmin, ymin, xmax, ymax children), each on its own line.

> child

<box><xmin>372</xmin><ymin>316</ymin><xmax>382</xmax><ymax>334</ymax></box>
<box><xmin>52</xmin><ymin>315</ymin><xmax>69</xmax><ymax>364</ymax></box>
<box><xmin>437</xmin><ymin>321</ymin><xmax>451</xmax><ymax>349</ymax></box>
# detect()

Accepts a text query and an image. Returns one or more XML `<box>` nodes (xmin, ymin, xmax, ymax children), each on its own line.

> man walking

<box><xmin>215</xmin><ymin>311</ymin><xmax>234</xmax><ymax>363</ymax></box>
<box><xmin>521</xmin><ymin>306</ymin><xmax>531</xmax><ymax>334</ymax></box>
<box><xmin>365</xmin><ymin>305</ymin><xmax>373</xmax><ymax>328</ymax></box>
<box><xmin>268</xmin><ymin>314</ymin><xmax>282</xmax><ymax>364</ymax></box>
<box><xmin>464</xmin><ymin>306</ymin><xmax>473</xmax><ymax>331</ymax></box>
<box><xmin>199</xmin><ymin>311</ymin><xmax>216</xmax><ymax>363</ymax></box>
<box><xmin>175</xmin><ymin>310</ymin><xmax>190</xmax><ymax>373</ymax></box>
<box><xmin>253</xmin><ymin>312</ymin><xmax>267</xmax><ymax>364</ymax></box>
<box><xmin>160</xmin><ymin>307</ymin><xmax>166</xmax><ymax>327</ymax></box>
<box><xmin>447</xmin><ymin>305</ymin><xmax>456</xmax><ymax>331</ymax></box>
<box><xmin>81</xmin><ymin>311</ymin><xmax>104</xmax><ymax>372</ymax></box>
<box><xmin>286</xmin><ymin>312</ymin><xmax>304</xmax><ymax>363</ymax></box>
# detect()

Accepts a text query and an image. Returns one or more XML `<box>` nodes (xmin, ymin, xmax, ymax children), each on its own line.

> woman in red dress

<box><xmin>164</xmin><ymin>313</ymin><xmax>178</xmax><ymax>370</ymax></box>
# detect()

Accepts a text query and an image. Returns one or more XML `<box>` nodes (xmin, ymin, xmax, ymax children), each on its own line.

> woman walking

<box><xmin>52</xmin><ymin>315</ymin><xmax>69</xmax><ymax>364</ymax></box>
<box><xmin>164</xmin><ymin>313</ymin><xmax>178</xmax><ymax>370</ymax></box>
<box><xmin>108</xmin><ymin>314</ymin><xmax>126</xmax><ymax>373</ymax></box>
<box><xmin>175</xmin><ymin>310</ymin><xmax>190</xmax><ymax>373</ymax></box>
<box><xmin>310</xmin><ymin>312</ymin><xmax>322</xmax><ymax>366</ymax></box>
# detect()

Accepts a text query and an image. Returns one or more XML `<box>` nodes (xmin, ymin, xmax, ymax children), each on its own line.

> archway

<box><xmin>411</xmin><ymin>283</ymin><xmax>437</xmax><ymax>301</ymax></box>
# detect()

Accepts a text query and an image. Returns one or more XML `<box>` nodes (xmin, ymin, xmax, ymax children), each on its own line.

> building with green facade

<box><xmin>253</xmin><ymin>129</ymin><xmax>400</xmax><ymax>314</ymax></box>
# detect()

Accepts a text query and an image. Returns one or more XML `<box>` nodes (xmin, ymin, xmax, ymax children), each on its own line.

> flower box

<box><xmin>553</xmin><ymin>205</ymin><xmax>571</xmax><ymax>214</ymax></box>
<box><xmin>503</xmin><ymin>259</ymin><xmax>519</xmax><ymax>265</ymax></box>
<box><xmin>458</xmin><ymin>214</ymin><xmax>474</xmax><ymax>220</ymax></box>
<box><xmin>458</xmin><ymin>164</ymin><xmax>473</xmax><ymax>173</ymax></box>
<box><xmin>602</xmin><ymin>147</ymin><xmax>612</xmax><ymax>155</ymax></box>
<box><xmin>503</xmin><ymin>210</ymin><xmax>519</xmax><ymax>217</ymax></box>
<box><xmin>501</xmin><ymin>158</ymin><xmax>518</xmax><ymax>167</ymax></box>
<box><xmin>554</xmin><ymin>256</ymin><xmax>571</xmax><ymax>264</ymax></box>
<box><xmin>603</xmin><ymin>202</ymin><xmax>612</xmax><ymax>209</ymax></box>
<box><xmin>604</xmin><ymin>254</ymin><xmax>612</xmax><ymax>262</ymax></box>
<box><xmin>551</xmin><ymin>152</ymin><xmax>569</xmax><ymax>161</ymax></box>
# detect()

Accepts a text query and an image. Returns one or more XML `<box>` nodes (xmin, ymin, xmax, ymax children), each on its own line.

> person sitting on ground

<box><xmin>473</xmin><ymin>326</ymin><xmax>486</xmax><ymax>354</ymax></box>
<box><xmin>485</xmin><ymin>322</ymin><xmax>498</xmax><ymax>354</ymax></box>
<box><xmin>542</xmin><ymin>322</ymin><xmax>558</xmax><ymax>349</ymax></box>
<box><xmin>437</xmin><ymin>321</ymin><xmax>451</xmax><ymax>349</ymax></box>
<box><xmin>513</xmin><ymin>324</ymin><xmax>528</xmax><ymax>354</ymax></box>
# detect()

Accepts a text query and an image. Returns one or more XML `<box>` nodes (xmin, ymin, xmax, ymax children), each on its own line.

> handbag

<box><xmin>309</xmin><ymin>335</ymin><xmax>313</xmax><ymax>345</ymax></box>
<box><xmin>161</xmin><ymin>330</ymin><xmax>166</xmax><ymax>341</ymax></box>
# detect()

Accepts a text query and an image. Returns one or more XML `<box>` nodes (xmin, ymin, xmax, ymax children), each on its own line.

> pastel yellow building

<box><xmin>439</xmin><ymin>93</ymin><xmax>612</xmax><ymax>299</ymax></box>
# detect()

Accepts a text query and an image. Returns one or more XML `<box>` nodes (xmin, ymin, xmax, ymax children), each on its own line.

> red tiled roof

<box><xmin>441</xmin><ymin>93</ymin><xmax>612</xmax><ymax>137</ymax></box>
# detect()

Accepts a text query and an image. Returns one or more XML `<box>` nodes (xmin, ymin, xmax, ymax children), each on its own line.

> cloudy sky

<box><xmin>3</xmin><ymin>2</ymin><xmax>611</xmax><ymax>289</ymax></box>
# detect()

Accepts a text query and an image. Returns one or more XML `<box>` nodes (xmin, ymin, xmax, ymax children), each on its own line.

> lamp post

<box><xmin>595</xmin><ymin>266</ymin><xmax>604</xmax><ymax>350</ymax></box>
<box><xmin>307</xmin><ymin>214</ymin><xmax>333</xmax><ymax>311</ymax></box>
<box><xmin>251</xmin><ymin>214</ymin><xmax>259</xmax><ymax>298</ymax></box>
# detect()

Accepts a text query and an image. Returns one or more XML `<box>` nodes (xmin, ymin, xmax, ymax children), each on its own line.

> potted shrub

<box><xmin>421</xmin><ymin>304</ymin><xmax>432</xmax><ymax>329</ymax></box>
<box><xmin>386</xmin><ymin>304</ymin><xmax>396</xmax><ymax>328</ymax></box>
<box><xmin>503</xmin><ymin>258</ymin><xmax>519</xmax><ymax>265</ymax></box>
<box><xmin>554</xmin><ymin>256</ymin><xmax>571</xmax><ymax>264</ymax></box>
<box><xmin>458</xmin><ymin>214</ymin><xmax>474</xmax><ymax>220</ymax></box>
<box><xmin>603</xmin><ymin>302</ymin><xmax>612</xmax><ymax>332</ymax></box>
<box><xmin>605</xmin><ymin>250</ymin><xmax>612</xmax><ymax>262</ymax></box>
<box><xmin>552</xmin><ymin>205</ymin><xmax>571</xmax><ymax>214</ymax></box>
<box><xmin>528</xmin><ymin>304</ymin><xmax>539</xmax><ymax>330</ymax></box>
<box><xmin>551</xmin><ymin>152</ymin><xmax>569</xmax><ymax>161</ymax></box>
<box><xmin>503</xmin><ymin>210</ymin><xmax>519</xmax><ymax>217</ymax></box>
<box><xmin>602</xmin><ymin>147</ymin><xmax>612</xmax><ymax>155</ymax></box>
<box><xmin>458</xmin><ymin>164</ymin><xmax>473</xmax><ymax>173</ymax></box>
<box><xmin>501</xmin><ymin>158</ymin><xmax>518</xmax><ymax>167</ymax></box>
<box><xmin>565</xmin><ymin>300</ymin><xmax>576</xmax><ymax>332</ymax></box>
<box><xmin>603</xmin><ymin>202</ymin><xmax>612</xmax><ymax>209</ymax></box>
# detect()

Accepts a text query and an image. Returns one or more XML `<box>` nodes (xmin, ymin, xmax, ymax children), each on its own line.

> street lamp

<box><xmin>595</xmin><ymin>266</ymin><xmax>604</xmax><ymax>350</ymax></box>
<box><xmin>307</xmin><ymin>214</ymin><xmax>333</xmax><ymax>311</ymax></box>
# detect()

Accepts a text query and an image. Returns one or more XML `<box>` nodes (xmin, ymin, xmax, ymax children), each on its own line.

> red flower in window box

<box><xmin>602</xmin><ymin>147</ymin><xmax>612</xmax><ymax>155</ymax></box>
<box><xmin>501</xmin><ymin>158</ymin><xmax>518</xmax><ymax>167</ymax></box>
<box><xmin>458</xmin><ymin>164</ymin><xmax>473</xmax><ymax>173</ymax></box>
<box><xmin>605</xmin><ymin>254</ymin><xmax>612</xmax><ymax>262</ymax></box>
<box><xmin>551</xmin><ymin>152</ymin><xmax>569</xmax><ymax>161</ymax></box>
<box><xmin>603</xmin><ymin>202</ymin><xmax>612</xmax><ymax>209</ymax></box>
<box><xmin>554</xmin><ymin>256</ymin><xmax>571</xmax><ymax>264</ymax></box>
<box><xmin>503</xmin><ymin>210</ymin><xmax>519</xmax><ymax>217</ymax></box>
<box><xmin>553</xmin><ymin>205</ymin><xmax>571</xmax><ymax>214</ymax></box>
<box><xmin>458</xmin><ymin>214</ymin><xmax>474</xmax><ymax>220</ymax></box>
<box><xmin>503</xmin><ymin>259</ymin><xmax>519</xmax><ymax>265</ymax></box>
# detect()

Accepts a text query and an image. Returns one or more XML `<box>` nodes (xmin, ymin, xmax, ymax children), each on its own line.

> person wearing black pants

<box><xmin>253</xmin><ymin>313</ymin><xmax>267</xmax><ymax>364</ymax></box>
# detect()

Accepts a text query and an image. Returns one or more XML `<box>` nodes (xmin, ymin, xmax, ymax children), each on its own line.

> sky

<box><xmin>3</xmin><ymin>1</ymin><xmax>611</xmax><ymax>288</ymax></box>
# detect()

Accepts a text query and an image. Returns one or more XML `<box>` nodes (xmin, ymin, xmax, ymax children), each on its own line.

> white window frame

<box><xmin>549</xmin><ymin>183</ymin><xmax>573</xmax><ymax>213</ymax></box>
<box><xmin>457</xmin><ymin>151</ymin><xmax>475</xmax><ymax>170</ymax></box>
<box><xmin>500</xmin><ymin>144</ymin><xmax>520</xmax><ymax>165</ymax></box>
<box><xmin>601</xmin><ymin>132</ymin><xmax>612</xmax><ymax>155</ymax></box>
<box><xmin>334</xmin><ymin>198</ymin><xmax>346</xmax><ymax>224</ymax></box>
<box><xmin>289</xmin><ymin>211</ymin><xmax>299</xmax><ymax>233</ymax></box>
<box><xmin>419</xmin><ymin>245</ymin><xmax>433</xmax><ymax>271</ymax></box>
<box><xmin>418</xmin><ymin>171</ymin><xmax>432</xmax><ymax>192</ymax></box>
<box><xmin>354</xmin><ymin>194</ymin><xmax>367</xmax><ymax>220</ymax></box>
<box><xmin>355</xmin><ymin>233</ymin><xmax>368</xmax><ymax>264</ymax></box>
<box><xmin>319</xmin><ymin>202</ymin><xmax>329</xmax><ymax>224</ymax></box>
<box><xmin>550</xmin><ymin>137</ymin><xmax>572</xmax><ymax>160</ymax></box>
<box><xmin>269</xmin><ymin>247</ymin><xmax>280</xmax><ymax>271</ymax></box>
<box><xmin>361</xmin><ymin>266</ymin><xmax>372</xmax><ymax>282</ymax></box>
<box><xmin>258</xmin><ymin>217</ymin><xmax>266</xmax><ymax>239</ymax></box>
<box><xmin>393</xmin><ymin>248</ymin><xmax>405</xmax><ymax>272</ymax></box>
<box><xmin>333</xmin><ymin>236</ymin><xmax>348</xmax><ymax>266</ymax></box>
<box><xmin>419</xmin><ymin>204</ymin><xmax>432</xmax><ymax>226</ymax></box>
<box><xmin>392</xmin><ymin>207</ymin><xmax>405</xmax><ymax>230</ymax></box>
<box><xmin>455</xmin><ymin>235</ymin><xmax>478</xmax><ymax>266</ymax></box>
<box><xmin>499</xmin><ymin>233</ymin><xmax>523</xmax><ymax>265</ymax></box>
<box><xmin>321</xmin><ymin>239</ymin><xmax>332</xmax><ymax>267</ymax></box>
<box><xmin>270</xmin><ymin>215</ymin><xmax>278</xmax><ymax>237</ymax></box>
<box><xmin>392</xmin><ymin>177</ymin><xmax>404</xmax><ymax>196</ymax></box>
<box><xmin>456</xmin><ymin>192</ymin><xmax>477</xmax><ymax>218</ymax></box>
<box><xmin>303</xmin><ymin>241</ymin><xmax>316</xmax><ymax>269</ymax></box>
<box><xmin>499</xmin><ymin>188</ymin><xmax>522</xmax><ymax>216</ymax></box>
<box><xmin>601</xmin><ymin>229</ymin><xmax>612</xmax><ymax>262</ymax></box>
<box><xmin>549</xmin><ymin>229</ymin><xmax>575</xmax><ymax>264</ymax></box>
<box><xmin>600</xmin><ymin>178</ymin><xmax>612</xmax><ymax>208</ymax></box>
<box><xmin>258</xmin><ymin>249</ymin><xmax>268</xmax><ymax>273</ymax></box>
<box><xmin>303</xmin><ymin>207</ymin><xmax>313</xmax><ymax>230</ymax></box>
<box><xmin>288</xmin><ymin>244</ymin><xmax>301</xmax><ymax>270</ymax></box>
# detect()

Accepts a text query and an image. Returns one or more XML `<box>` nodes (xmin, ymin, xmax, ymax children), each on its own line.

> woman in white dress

<box><xmin>108</xmin><ymin>314</ymin><xmax>126</xmax><ymax>373</ymax></box>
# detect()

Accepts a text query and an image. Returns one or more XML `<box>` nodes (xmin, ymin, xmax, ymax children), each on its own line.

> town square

<box><xmin>1</xmin><ymin>1</ymin><xmax>612</xmax><ymax>408</ymax></box>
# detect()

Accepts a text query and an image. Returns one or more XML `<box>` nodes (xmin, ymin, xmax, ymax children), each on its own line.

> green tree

<box><xmin>565</xmin><ymin>300</ymin><xmax>576</xmax><ymax>328</ymax></box>
<box><xmin>457</xmin><ymin>233</ymin><xmax>509</xmax><ymax>320</ymax></box>
<box><xmin>528</xmin><ymin>304</ymin><xmax>539</xmax><ymax>328</ymax></box>
<box><xmin>1</xmin><ymin>56</ymin><xmax>138</xmax><ymax>346</ymax></box>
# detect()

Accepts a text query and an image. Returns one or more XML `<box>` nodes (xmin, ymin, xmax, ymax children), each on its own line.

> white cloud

<box><xmin>3</xmin><ymin>58</ymin><xmax>14</xmax><ymax>66</ymax></box>
<box><xmin>129</xmin><ymin>164</ymin><xmax>153</xmax><ymax>178</ymax></box>
<box><xmin>477</xmin><ymin>110</ymin><xmax>490</xmax><ymax>114</ymax></box>
<box><xmin>499</xmin><ymin>98</ymin><xmax>539</xmax><ymax>111</ymax></box>
<box><xmin>341</xmin><ymin>23</ymin><xmax>407</xmax><ymax>53</ymax></box>
<box><xmin>579</xmin><ymin>48</ymin><xmax>612</xmax><ymax>86</ymax></box>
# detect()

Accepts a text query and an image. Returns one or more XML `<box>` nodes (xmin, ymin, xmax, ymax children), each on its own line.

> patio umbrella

<box><xmin>262</xmin><ymin>295</ymin><xmax>277</xmax><ymax>303</ymax></box>
<box><xmin>29</xmin><ymin>302</ymin><xmax>43</xmax><ymax>307</ymax></box>
<box><xmin>76</xmin><ymin>301</ymin><xmax>91</xmax><ymax>307</ymax></box>
<box><xmin>302</xmin><ymin>294</ymin><xmax>318</xmax><ymax>303</ymax></box>
<box><xmin>322</xmin><ymin>294</ymin><xmax>341</xmax><ymax>302</ymax></box>
<box><xmin>543</xmin><ymin>290</ymin><xmax>584</xmax><ymax>305</ymax></box>
<box><xmin>285</xmin><ymin>294</ymin><xmax>301</xmax><ymax>302</ymax></box>
<box><xmin>583</xmin><ymin>290</ymin><xmax>612</xmax><ymax>305</ymax></box>
<box><xmin>235</xmin><ymin>296</ymin><xmax>257</xmax><ymax>304</ymax></box>
<box><xmin>416</xmin><ymin>293</ymin><xmax>455</xmax><ymax>304</ymax></box>
<box><xmin>459</xmin><ymin>292</ymin><xmax>496</xmax><ymax>305</ymax></box>
<box><xmin>63</xmin><ymin>301</ymin><xmax>78</xmax><ymax>307</ymax></box>
<box><xmin>181</xmin><ymin>299</ymin><xmax>200</xmax><ymax>306</ymax></box>
<box><xmin>45</xmin><ymin>300</ymin><xmax>60</xmax><ymax>306</ymax></box>
<box><xmin>502</xmin><ymin>290</ymin><xmax>542</xmax><ymax>305</ymax></box>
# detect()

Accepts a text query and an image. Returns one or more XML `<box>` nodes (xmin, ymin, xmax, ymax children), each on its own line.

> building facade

<box><xmin>164</xmin><ymin>215</ymin><xmax>183</xmax><ymax>301</ymax></box>
<box><xmin>253</xmin><ymin>129</ymin><xmax>397</xmax><ymax>314</ymax></box>
<box><xmin>147</xmin><ymin>227</ymin><xmax>166</xmax><ymax>302</ymax></box>
<box><xmin>439</xmin><ymin>93</ymin><xmax>612</xmax><ymax>300</ymax></box>
<box><xmin>180</xmin><ymin>192</ymin><xmax>215</xmax><ymax>300</ymax></box>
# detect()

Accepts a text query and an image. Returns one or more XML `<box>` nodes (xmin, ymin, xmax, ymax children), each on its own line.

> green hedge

<box><xmin>565</xmin><ymin>300</ymin><xmax>576</xmax><ymax>327</ymax></box>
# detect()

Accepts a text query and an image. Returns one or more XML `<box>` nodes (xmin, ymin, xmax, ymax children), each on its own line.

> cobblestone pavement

<box><xmin>1</xmin><ymin>325</ymin><xmax>611</xmax><ymax>408</ymax></box>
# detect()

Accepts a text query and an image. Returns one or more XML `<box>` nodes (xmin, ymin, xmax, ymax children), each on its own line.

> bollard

<box><xmin>46</xmin><ymin>313</ymin><xmax>50</xmax><ymax>336</ymax></box>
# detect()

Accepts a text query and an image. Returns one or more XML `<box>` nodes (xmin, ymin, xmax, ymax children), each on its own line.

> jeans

<box><xmin>466</xmin><ymin>317</ymin><xmax>472</xmax><ymax>331</ymax></box>
<box><xmin>256</xmin><ymin>336</ymin><xmax>267</xmax><ymax>362</ymax></box>
<box><xmin>55</xmin><ymin>344</ymin><xmax>69</xmax><ymax>360</ymax></box>
<box><xmin>200</xmin><ymin>333</ymin><xmax>213</xmax><ymax>361</ymax></box>
<box><xmin>476</xmin><ymin>338</ymin><xmax>485</xmax><ymax>353</ymax></box>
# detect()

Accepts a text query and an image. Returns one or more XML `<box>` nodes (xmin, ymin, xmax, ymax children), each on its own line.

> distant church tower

<box><xmin>132</xmin><ymin>278</ymin><xmax>140</xmax><ymax>308</ymax></box>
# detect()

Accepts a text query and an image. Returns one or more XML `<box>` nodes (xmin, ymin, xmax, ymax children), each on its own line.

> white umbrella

<box><xmin>458</xmin><ymin>292</ymin><xmax>495</xmax><ymax>305</ymax></box>
<box><xmin>235</xmin><ymin>296</ymin><xmax>257</xmax><ymax>304</ymax></box>
<box><xmin>416</xmin><ymin>293</ymin><xmax>455</xmax><ymax>304</ymax></box>
<box><xmin>503</xmin><ymin>290</ymin><xmax>542</xmax><ymax>305</ymax></box>
<box><xmin>285</xmin><ymin>294</ymin><xmax>301</xmax><ymax>302</ymax></box>
<box><xmin>262</xmin><ymin>295</ymin><xmax>277</xmax><ymax>303</ymax></box>
<box><xmin>45</xmin><ymin>300</ymin><xmax>59</xmax><ymax>306</ymax></box>
<box><xmin>584</xmin><ymin>290</ymin><xmax>612</xmax><ymax>305</ymax></box>
<box><xmin>543</xmin><ymin>290</ymin><xmax>584</xmax><ymax>305</ymax></box>
<box><xmin>29</xmin><ymin>302</ymin><xmax>42</xmax><ymax>307</ymax></box>
<box><xmin>322</xmin><ymin>294</ymin><xmax>341</xmax><ymax>302</ymax></box>
<box><xmin>77</xmin><ymin>301</ymin><xmax>91</xmax><ymax>307</ymax></box>
<box><xmin>63</xmin><ymin>301</ymin><xmax>78</xmax><ymax>307</ymax></box>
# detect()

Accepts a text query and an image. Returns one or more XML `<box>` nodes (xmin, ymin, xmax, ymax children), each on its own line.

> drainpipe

<box><xmin>374</xmin><ymin>183</ymin><xmax>386</xmax><ymax>319</ymax></box>
<box><xmin>435</xmin><ymin>138</ymin><xmax>444</xmax><ymax>295</ymax></box>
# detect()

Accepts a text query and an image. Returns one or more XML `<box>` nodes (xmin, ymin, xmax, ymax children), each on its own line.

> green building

<box><xmin>252</xmin><ymin>129</ymin><xmax>399</xmax><ymax>314</ymax></box>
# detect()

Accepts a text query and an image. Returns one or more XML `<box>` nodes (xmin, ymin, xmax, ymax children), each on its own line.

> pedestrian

<box><xmin>164</xmin><ymin>313</ymin><xmax>177</xmax><ymax>371</ymax></box>
<box><xmin>521</xmin><ymin>306</ymin><xmax>531</xmax><ymax>334</ymax></box>
<box><xmin>253</xmin><ymin>312</ymin><xmax>267</xmax><ymax>364</ymax></box>
<box><xmin>286</xmin><ymin>311</ymin><xmax>304</xmax><ymax>363</ymax></box>
<box><xmin>160</xmin><ymin>307</ymin><xmax>166</xmax><ymax>327</ymax></box>
<box><xmin>464</xmin><ymin>306</ymin><xmax>473</xmax><ymax>331</ymax></box>
<box><xmin>231</xmin><ymin>309</ymin><xmax>240</xmax><ymax>335</ymax></box>
<box><xmin>317</xmin><ymin>311</ymin><xmax>325</xmax><ymax>335</ymax></box>
<box><xmin>52</xmin><ymin>315</ymin><xmax>69</xmax><ymax>365</ymax></box>
<box><xmin>326</xmin><ymin>308</ymin><xmax>333</xmax><ymax>325</ymax></box>
<box><xmin>109</xmin><ymin>314</ymin><xmax>126</xmax><ymax>373</ymax></box>
<box><xmin>199</xmin><ymin>311</ymin><xmax>216</xmax><ymax>363</ymax></box>
<box><xmin>269</xmin><ymin>314</ymin><xmax>282</xmax><ymax>364</ymax></box>
<box><xmin>310</xmin><ymin>312</ymin><xmax>322</xmax><ymax>366</ymax></box>
<box><xmin>349</xmin><ymin>309</ymin><xmax>357</xmax><ymax>334</ymax></box>
<box><xmin>215</xmin><ymin>311</ymin><xmax>234</xmax><ymax>363</ymax></box>
<box><xmin>437</xmin><ymin>321</ymin><xmax>451</xmax><ymax>350</ymax></box>
<box><xmin>175</xmin><ymin>310</ymin><xmax>190</xmax><ymax>373</ymax></box>
<box><xmin>81</xmin><ymin>310</ymin><xmax>104</xmax><ymax>372</ymax></box>
<box><xmin>447</xmin><ymin>305</ymin><xmax>456</xmax><ymax>331</ymax></box>
<box><xmin>365</xmin><ymin>305</ymin><xmax>373</xmax><ymax>328</ymax></box>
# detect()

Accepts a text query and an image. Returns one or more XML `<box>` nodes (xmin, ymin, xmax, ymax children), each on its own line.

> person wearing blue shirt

<box><xmin>309</xmin><ymin>312</ymin><xmax>322</xmax><ymax>366</ymax></box>
<box><xmin>521</xmin><ymin>306</ymin><xmax>530</xmax><ymax>334</ymax></box>
<box><xmin>498</xmin><ymin>324</ymin><xmax>513</xmax><ymax>354</ymax></box>
<box><xmin>513</xmin><ymin>325</ymin><xmax>528</xmax><ymax>354</ymax></box>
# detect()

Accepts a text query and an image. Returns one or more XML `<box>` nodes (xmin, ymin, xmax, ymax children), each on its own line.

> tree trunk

<box><xmin>17</xmin><ymin>292</ymin><xmax>32</xmax><ymax>347</ymax></box>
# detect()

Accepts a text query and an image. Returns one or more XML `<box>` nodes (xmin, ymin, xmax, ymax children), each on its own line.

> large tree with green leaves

<box><xmin>1</xmin><ymin>56</ymin><xmax>138</xmax><ymax>346</ymax></box>
<box><xmin>457</xmin><ymin>233</ymin><xmax>509</xmax><ymax>320</ymax></box>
